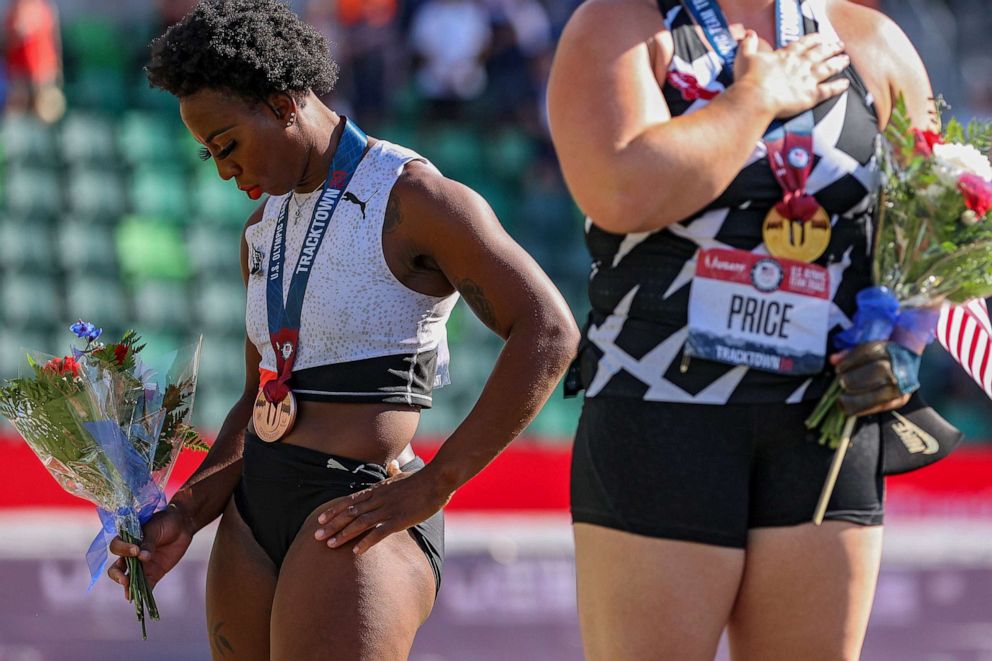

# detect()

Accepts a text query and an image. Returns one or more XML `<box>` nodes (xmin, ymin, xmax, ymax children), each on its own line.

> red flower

<box><xmin>43</xmin><ymin>357</ymin><xmax>64</xmax><ymax>374</ymax></box>
<box><xmin>62</xmin><ymin>356</ymin><xmax>81</xmax><ymax>378</ymax></box>
<box><xmin>912</xmin><ymin>128</ymin><xmax>943</xmax><ymax>157</ymax></box>
<box><xmin>113</xmin><ymin>344</ymin><xmax>129</xmax><ymax>366</ymax></box>
<box><xmin>43</xmin><ymin>355</ymin><xmax>81</xmax><ymax>378</ymax></box>
<box><xmin>958</xmin><ymin>172</ymin><xmax>992</xmax><ymax>218</ymax></box>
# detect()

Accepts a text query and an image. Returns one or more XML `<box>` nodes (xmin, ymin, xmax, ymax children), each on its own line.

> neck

<box><xmin>294</xmin><ymin>101</ymin><xmax>343</xmax><ymax>194</ymax></box>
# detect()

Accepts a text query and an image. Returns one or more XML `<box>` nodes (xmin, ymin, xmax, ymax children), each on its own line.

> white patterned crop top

<box><xmin>244</xmin><ymin>140</ymin><xmax>460</xmax><ymax>408</ymax></box>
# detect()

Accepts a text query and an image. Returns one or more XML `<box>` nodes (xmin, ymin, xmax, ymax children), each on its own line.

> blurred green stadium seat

<box><xmin>58</xmin><ymin>221</ymin><xmax>118</xmax><ymax>275</ymax></box>
<box><xmin>64</xmin><ymin>69</ymin><xmax>129</xmax><ymax>115</ymax></box>
<box><xmin>4</xmin><ymin>166</ymin><xmax>61</xmax><ymax>218</ymax></box>
<box><xmin>0</xmin><ymin>220</ymin><xmax>55</xmax><ymax>274</ymax></box>
<box><xmin>486</xmin><ymin>127</ymin><xmax>536</xmax><ymax>184</ymax></box>
<box><xmin>66</xmin><ymin>166</ymin><xmax>127</xmax><ymax>219</ymax></box>
<box><xmin>116</xmin><ymin>216</ymin><xmax>191</xmax><ymax>281</ymax></box>
<box><xmin>131</xmin><ymin>281</ymin><xmax>191</xmax><ymax>331</ymax></box>
<box><xmin>129</xmin><ymin>168</ymin><xmax>189</xmax><ymax>221</ymax></box>
<box><xmin>131</xmin><ymin>78</ymin><xmax>180</xmax><ymax>115</ymax></box>
<box><xmin>0</xmin><ymin>328</ymin><xmax>51</xmax><ymax>378</ymax></box>
<box><xmin>197</xmin><ymin>333</ymin><xmax>247</xmax><ymax>390</ymax></box>
<box><xmin>425</xmin><ymin>124</ymin><xmax>484</xmax><ymax>181</ymax></box>
<box><xmin>190</xmin><ymin>172</ymin><xmax>258</xmax><ymax>226</ymax></box>
<box><xmin>1</xmin><ymin>274</ymin><xmax>61</xmax><ymax>328</ymax></box>
<box><xmin>118</xmin><ymin>111</ymin><xmax>180</xmax><ymax>167</ymax></box>
<box><xmin>60</xmin><ymin>113</ymin><xmax>117</xmax><ymax>165</ymax></box>
<box><xmin>194</xmin><ymin>280</ymin><xmax>246</xmax><ymax>334</ymax></box>
<box><xmin>1</xmin><ymin>114</ymin><xmax>58</xmax><ymax>165</ymax></box>
<box><xmin>61</xmin><ymin>19</ymin><xmax>128</xmax><ymax>73</ymax></box>
<box><xmin>192</xmin><ymin>386</ymin><xmax>241</xmax><ymax>430</ymax></box>
<box><xmin>64</xmin><ymin>276</ymin><xmax>128</xmax><ymax>323</ymax></box>
<box><xmin>187</xmin><ymin>225</ymin><xmax>243</xmax><ymax>277</ymax></box>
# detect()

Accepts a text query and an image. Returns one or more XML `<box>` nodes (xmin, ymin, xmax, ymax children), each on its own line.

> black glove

<box><xmin>835</xmin><ymin>341</ymin><xmax>919</xmax><ymax>416</ymax></box>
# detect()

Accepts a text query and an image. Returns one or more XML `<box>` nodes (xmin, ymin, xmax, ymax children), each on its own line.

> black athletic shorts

<box><xmin>234</xmin><ymin>431</ymin><xmax>444</xmax><ymax>592</ymax></box>
<box><xmin>571</xmin><ymin>397</ymin><xmax>884</xmax><ymax>548</ymax></box>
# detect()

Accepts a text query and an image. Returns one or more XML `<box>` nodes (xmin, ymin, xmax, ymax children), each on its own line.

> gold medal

<box><xmin>252</xmin><ymin>389</ymin><xmax>297</xmax><ymax>442</ymax></box>
<box><xmin>762</xmin><ymin>205</ymin><xmax>831</xmax><ymax>263</ymax></box>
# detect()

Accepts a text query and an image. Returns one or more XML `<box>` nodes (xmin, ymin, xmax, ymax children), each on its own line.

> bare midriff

<box><xmin>248</xmin><ymin>400</ymin><xmax>422</xmax><ymax>465</ymax></box>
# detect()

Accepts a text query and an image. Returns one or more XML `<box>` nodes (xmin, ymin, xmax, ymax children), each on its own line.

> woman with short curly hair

<box><xmin>105</xmin><ymin>1</ymin><xmax>579</xmax><ymax>658</ymax></box>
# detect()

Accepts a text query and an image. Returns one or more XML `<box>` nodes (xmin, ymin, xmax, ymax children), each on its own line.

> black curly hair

<box><xmin>146</xmin><ymin>0</ymin><xmax>338</xmax><ymax>102</ymax></box>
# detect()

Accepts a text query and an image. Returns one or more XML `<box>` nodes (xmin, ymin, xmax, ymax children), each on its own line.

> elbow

<box><xmin>533</xmin><ymin>306</ymin><xmax>581</xmax><ymax>376</ymax></box>
<box><xmin>583</xmin><ymin>176</ymin><xmax>682</xmax><ymax>235</ymax></box>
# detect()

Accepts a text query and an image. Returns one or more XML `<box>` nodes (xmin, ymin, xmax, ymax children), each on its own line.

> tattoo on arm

<box><xmin>383</xmin><ymin>193</ymin><xmax>402</xmax><ymax>233</ymax></box>
<box><xmin>211</xmin><ymin>621</ymin><xmax>234</xmax><ymax>657</ymax></box>
<box><xmin>458</xmin><ymin>279</ymin><xmax>499</xmax><ymax>331</ymax></box>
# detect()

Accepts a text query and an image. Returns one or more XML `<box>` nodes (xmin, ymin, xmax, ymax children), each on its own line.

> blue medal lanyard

<box><xmin>263</xmin><ymin>118</ymin><xmax>368</xmax><ymax>403</ymax></box>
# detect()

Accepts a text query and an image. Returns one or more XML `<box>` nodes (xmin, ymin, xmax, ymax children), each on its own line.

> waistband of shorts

<box><xmin>243</xmin><ymin>430</ymin><xmax>422</xmax><ymax>480</ymax></box>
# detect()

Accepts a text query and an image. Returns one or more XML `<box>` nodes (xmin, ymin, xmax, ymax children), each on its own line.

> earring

<box><xmin>286</xmin><ymin>112</ymin><xmax>296</xmax><ymax>128</ymax></box>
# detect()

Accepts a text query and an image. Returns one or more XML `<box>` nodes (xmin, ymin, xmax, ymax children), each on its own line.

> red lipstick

<box><xmin>241</xmin><ymin>186</ymin><xmax>262</xmax><ymax>200</ymax></box>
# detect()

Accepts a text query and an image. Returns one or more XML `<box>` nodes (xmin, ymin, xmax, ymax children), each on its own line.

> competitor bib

<box><xmin>685</xmin><ymin>248</ymin><xmax>831</xmax><ymax>375</ymax></box>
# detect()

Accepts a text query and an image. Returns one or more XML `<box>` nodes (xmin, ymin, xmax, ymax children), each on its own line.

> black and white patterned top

<box><xmin>572</xmin><ymin>0</ymin><xmax>881</xmax><ymax>405</ymax></box>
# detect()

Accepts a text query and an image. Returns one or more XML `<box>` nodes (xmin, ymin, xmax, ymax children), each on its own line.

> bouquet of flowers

<box><xmin>803</xmin><ymin>97</ymin><xmax>992</xmax><ymax>521</ymax></box>
<box><xmin>0</xmin><ymin>322</ymin><xmax>206</xmax><ymax>638</ymax></box>
<box><xmin>805</xmin><ymin>97</ymin><xmax>992</xmax><ymax>449</ymax></box>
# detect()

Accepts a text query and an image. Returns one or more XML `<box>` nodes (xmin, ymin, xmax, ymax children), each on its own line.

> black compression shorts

<box><xmin>234</xmin><ymin>431</ymin><xmax>444</xmax><ymax>592</ymax></box>
<box><xmin>571</xmin><ymin>397</ymin><xmax>883</xmax><ymax>548</ymax></box>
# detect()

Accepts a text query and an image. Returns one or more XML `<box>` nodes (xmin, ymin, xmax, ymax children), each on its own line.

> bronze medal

<box><xmin>252</xmin><ymin>389</ymin><xmax>297</xmax><ymax>442</ymax></box>
<box><xmin>761</xmin><ymin>205</ymin><xmax>832</xmax><ymax>263</ymax></box>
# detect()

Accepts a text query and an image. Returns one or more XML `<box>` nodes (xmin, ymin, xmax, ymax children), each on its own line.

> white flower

<box><xmin>932</xmin><ymin>142</ymin><xmax>992</xmax><ymax>181</ymax></box>
<box><xmin>961</xmin><ymin>210</ymin><xmax>979</xmax><ymax>225</ymax></box>
<box><xmin>922</xmin><ymin>183</ymin><xmax>944</xmax><ymax>202</ymax></box>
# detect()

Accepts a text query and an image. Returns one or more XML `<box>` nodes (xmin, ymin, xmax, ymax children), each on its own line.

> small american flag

<box><xmin>937</xmin><ymin>298</ymin><xmax>992</xmax><ymax>399</ymax></box>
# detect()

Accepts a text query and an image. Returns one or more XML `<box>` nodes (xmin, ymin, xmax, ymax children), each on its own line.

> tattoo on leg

<box><xmin>458</xmin><ymin>279</ymin><xmax>498</xmax><ymax>330</ymax></box>
<box><xmin>211</xmin><ymin>621</ymin><xmax>235</xmax><ymax>657</ymax></box>
<box><xmin>383</xmin><ymin>194</ymin><xmax>402</xmax><ymax>233</ymax></box>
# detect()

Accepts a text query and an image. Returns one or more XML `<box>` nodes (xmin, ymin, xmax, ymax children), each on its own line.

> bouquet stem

<box><xmin>120</xmin><ymin>530</ymin><xmax>159</xmax><ymax>639</ymax></box>
<box><xmin>804</xmin><ymin>377</ymin><xmax>852</xmax><ymax>448</ymax></box>
<box><xmin>813</xmin><ymin>416</ymin><xmax>858</xmax><ymax>525</ymax></box>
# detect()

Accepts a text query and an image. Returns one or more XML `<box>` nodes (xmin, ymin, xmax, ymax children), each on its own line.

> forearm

<box><xmin>169</xmin><ymin>393</ymin><xmax>254</xmax><ymax>533</ymax></box>
<box><xmin>605</xmin><ymin>82</ymin><xmax>776</xmax><ymax>233</ymax></box>
<box><xmin>425</xmin><ymin>318</ymin><xmax>577</xmax><ymax>496</ymax></box>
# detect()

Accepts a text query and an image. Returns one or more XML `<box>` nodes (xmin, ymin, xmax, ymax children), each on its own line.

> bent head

<box><xmin>145</xmin><ymin>0</ymin><xmax>339</xmax><ymax>198</ymax></box>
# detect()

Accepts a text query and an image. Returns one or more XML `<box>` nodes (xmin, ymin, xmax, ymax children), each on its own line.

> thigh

<box><xmin>205</xmin><ymin>498</ymin><xmax>278</xmax><ymax>661</ymax></box>
<box><xmin>269</xmin><ymin>505</ymin><xmax>436</xmax><ymax>661</ymax></box>
<box><xmin>728</xmin><ymin>522</ymin><xmax>883</xmax><ymax>661</ymax></box>
<box><xmin>574</xmin><ymin>523</ymin><xmax>745</xmax><ymax>661</ymax></box>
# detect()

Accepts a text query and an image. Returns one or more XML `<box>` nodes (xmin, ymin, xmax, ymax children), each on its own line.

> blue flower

<box><xmin>70</xmin><ymin>320</ymin><xmax>103</xmax><ymax>342</ymax></box>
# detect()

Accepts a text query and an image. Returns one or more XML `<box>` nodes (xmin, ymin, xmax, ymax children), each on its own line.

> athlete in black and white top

<box><xmin>549</xmin><ymin>0</ymin><xmax>935</xmax><ymax>658</ymax></box>
<box><xmin>105</xmin><ymin>2</ymin><xmax>578</xmax><ymax>659</ymax></box>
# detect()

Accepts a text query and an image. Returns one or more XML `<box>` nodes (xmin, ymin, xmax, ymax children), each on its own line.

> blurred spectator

<box><xmin>3</xmin><ymin>0</ymin><xmax>63</xmax><ymax>123</ymax></box>
<box><xmin>482</xmin><ymin>0</ymin><xmax>551</xmax><ymax>124</ymax></box>
<box><xmin>409</xmin><ymin>0</ymin><xmax>492</xmax><ymax>120</ymax></box>
<box><xmin>310</xmin><ymin>0</ymin><xmax>403</xmax><ymax>125</ymax></box>
<box><xmin>154</xmin><ymin>0</ymin><xmax>197</xmax><ymax>28</ymax></box>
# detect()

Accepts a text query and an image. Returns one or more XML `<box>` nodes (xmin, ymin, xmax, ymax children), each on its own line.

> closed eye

<box><xmin>198</xmin><ymin>142</ymin><xmax>236</xmax><ymax>161</ymax></box>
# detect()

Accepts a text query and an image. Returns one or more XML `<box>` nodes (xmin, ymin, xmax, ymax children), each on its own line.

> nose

<box><xmin>215</xmin><ymin>159</ymin><xmax>242</xmax><ymax>181</ymax></box>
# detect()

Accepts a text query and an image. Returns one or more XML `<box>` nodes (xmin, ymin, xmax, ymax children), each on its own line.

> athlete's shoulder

<box><xmin>824</xmin><ymin>0</ymin><xmax>919</xmax><ymax>63</ymax></box>
<box><xmin>824</xmin><ymin>0</ymin><xmax>932</xmax><ymax>125</ymax></box>
<box><xmin>561</xmin><ymin>0</ymin><xmax>667</xmax><ymax>41</ymax></box>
